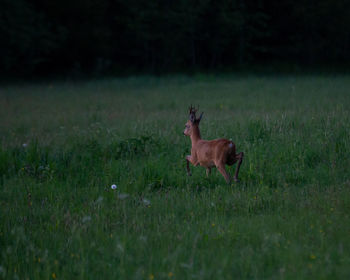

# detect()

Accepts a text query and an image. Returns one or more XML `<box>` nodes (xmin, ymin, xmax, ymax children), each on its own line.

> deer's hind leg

<box><xmin>234</xmin><ymin>152</ymin><xmax>244</xmax><ymax>182</ymax></box>
<box><xmin>216</xmin><ymin>163</ymin><xmax>231</xmax><ymax>184</ymax></box>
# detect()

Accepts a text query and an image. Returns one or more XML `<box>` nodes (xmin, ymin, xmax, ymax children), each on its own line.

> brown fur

<box><xmin>184</xmin><ymin>106</ymin><xmax>244</xmax><ymax>183</ymax></box>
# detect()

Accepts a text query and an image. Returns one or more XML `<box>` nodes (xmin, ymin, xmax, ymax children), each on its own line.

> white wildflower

<box><xmin>143</xmin><ymin>199</ymin><xmax>151</xmax><ymax>206</ymax></box>
<box><xmin>111</xmin><ymin>184</ymin><xmax>117</xmax><ymax>190</ymax></box>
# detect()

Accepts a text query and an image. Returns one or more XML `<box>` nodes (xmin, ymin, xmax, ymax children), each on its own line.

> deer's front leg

<box><xmin>186</xmin><ymin>155</ymin><xmax>192</xmax><ymax>176</ymax></box>
<box><xmin>186</xmin><ymin>154</ymin><xmax>200</xmax><ymax>176</ymax></box>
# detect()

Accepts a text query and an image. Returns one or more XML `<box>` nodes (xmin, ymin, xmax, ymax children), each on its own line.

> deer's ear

<box><xmin>189</xmin><ymin>113</ymin><xmax>196</xmax><ymax>123</ymax></box>
<box><xmin>197</xmin><ymin>112</ymin><xmax>204</xmax><ymax>123</ymax></box>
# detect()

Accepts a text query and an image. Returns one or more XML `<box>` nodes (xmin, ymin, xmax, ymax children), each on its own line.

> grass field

<box><xmin>1</xmin><ymin>74</ymin><xmax>350</xmax><ymax>279</ymax></box>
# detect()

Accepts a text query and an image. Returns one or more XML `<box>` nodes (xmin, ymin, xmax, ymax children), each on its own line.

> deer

<box><xmin>183</xmin><ymin>105</ymin><xmax>244</xmax><ymax>184</ymax></box>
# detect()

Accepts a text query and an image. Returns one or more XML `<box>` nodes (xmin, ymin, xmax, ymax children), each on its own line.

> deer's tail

<box><xmin>226</xmin><ymin>141</ymin><xmax>236</xmax><ymax>165</ymax></box>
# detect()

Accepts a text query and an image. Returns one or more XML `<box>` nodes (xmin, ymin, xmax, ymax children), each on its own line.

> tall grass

<box><xmin>1</xmin><ymin>75</ymin><xmax>350</xmax><ymax>279</ymax></box>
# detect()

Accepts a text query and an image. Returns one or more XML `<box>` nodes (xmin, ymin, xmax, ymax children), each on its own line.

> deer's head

<box><xmin>184</xmin><ymin>105</ymin><xmax>203</xmax><ymax>136</ymax></box>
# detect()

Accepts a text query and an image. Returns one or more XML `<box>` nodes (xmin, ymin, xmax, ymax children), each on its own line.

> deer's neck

<box><xmin>190</xmin><ymin>126</ymin><xmax>201</xmax><ymax>146</ymax></box>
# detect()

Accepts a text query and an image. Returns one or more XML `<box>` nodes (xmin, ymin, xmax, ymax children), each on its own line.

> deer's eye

<box><xmin>185</xmin><ymin>125</ymin><xmax>189</xmax><ymax>128</ymax></box>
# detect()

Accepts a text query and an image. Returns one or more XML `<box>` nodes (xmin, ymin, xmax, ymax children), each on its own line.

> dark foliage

<box><xmin>1</xmin><ymin>0</ymin><xmax>350</xmax><ymax>77</ymax></box>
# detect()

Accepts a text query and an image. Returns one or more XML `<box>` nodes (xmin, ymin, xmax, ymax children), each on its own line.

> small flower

<box><xmin>211</xmin><ymin>223</ymin><xmax>215</xmax><ymax>227</ymax></box>
<box><xmin>22</xmin><ymin>143</ymin><xmax>28</xmax><ymax>148</ymax></box>
<box><xmin>52</xmin><ymin>272</ymin><xmax>57</xmax><ymax>279</ymax></box>
<box><xmin>168</xmin><ymin>272</ymin><xmax>174</xmax><ymax>278</ymax></box>
<box><xmin>111</xmin><ymin>184</ymin><xmax>117</xmax><ymax>190</ymax></box>
<box><xmin>149</xmin><ymin>274</ymin><xmax>154</xmax><ymax>280</ymax></box>
<box><xmin>143</xmin><ymin>199</ymin><xmax>151</xmax><ymax>206</ymax></box>
<box><xmin>310</xmin><ymin>254</ymin><xmax>316</xmax><ymax>260</ymax></box>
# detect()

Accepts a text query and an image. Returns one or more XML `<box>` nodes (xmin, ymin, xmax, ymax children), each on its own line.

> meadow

<box><xmin>1</xmin><ymin>74</ymin><xmax>350</xmax><ymax>279</ymax></box>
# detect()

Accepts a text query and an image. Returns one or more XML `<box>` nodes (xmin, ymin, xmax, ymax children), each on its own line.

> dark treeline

<box><xmin>1</xmin><ymin>0</ymin><xmax>350</xmax><ymax>77</ymax></box>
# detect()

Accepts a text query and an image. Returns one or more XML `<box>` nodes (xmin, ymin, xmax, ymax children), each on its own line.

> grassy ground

<box><xmin>1</xmin><ymin>74</ymin><xmax>350</xmax><ymax>279</ymax></box>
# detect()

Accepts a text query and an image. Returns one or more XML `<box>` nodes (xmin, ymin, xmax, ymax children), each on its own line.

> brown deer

<box><xmin>184</xmin><ymin>105</ymin><xmax>244</xmax><ymax>183</ymax></box>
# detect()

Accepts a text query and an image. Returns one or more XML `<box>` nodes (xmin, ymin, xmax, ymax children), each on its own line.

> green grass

<box><xmin>1</xmin><ymin>74</ymin><xmax>350</xmax><ymax>279</ymax></box>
